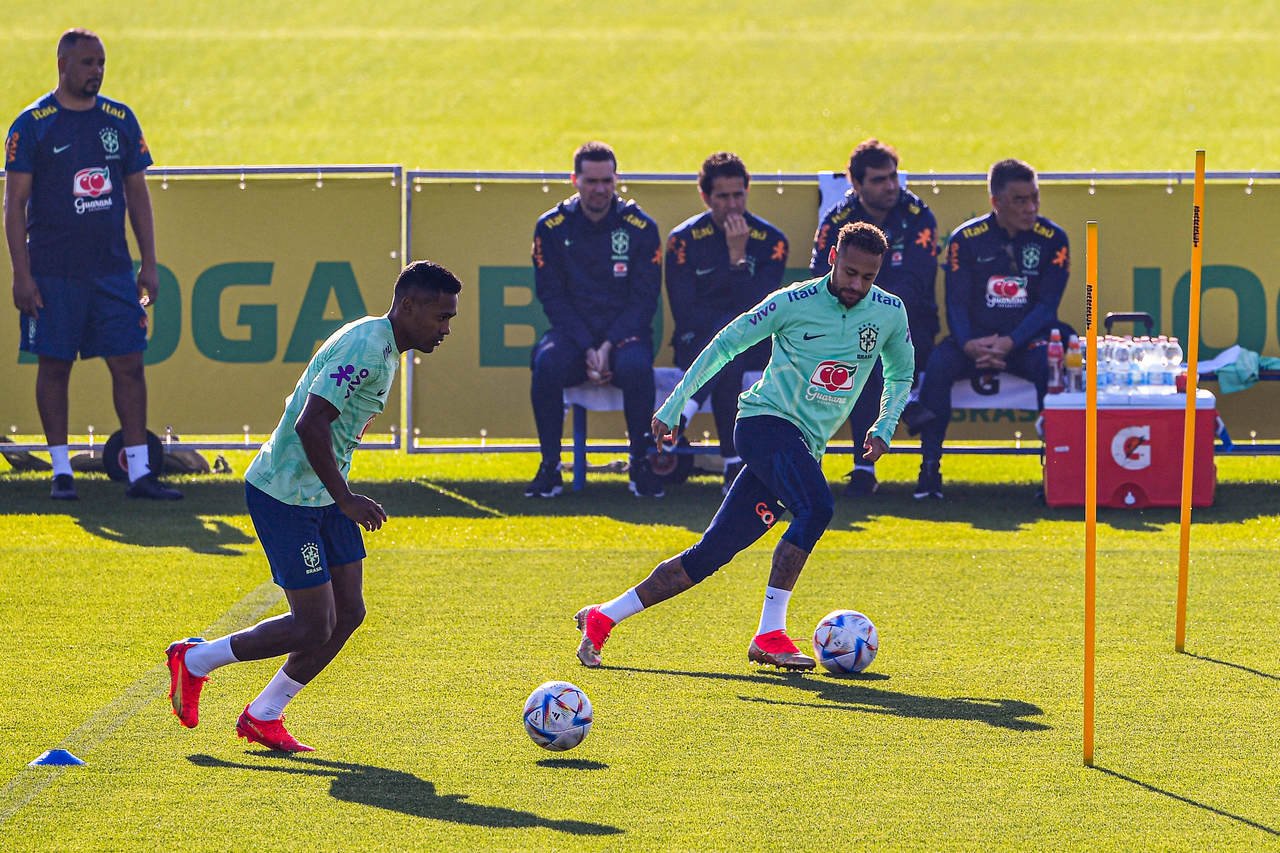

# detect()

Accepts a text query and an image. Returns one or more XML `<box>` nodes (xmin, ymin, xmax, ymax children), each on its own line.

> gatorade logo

<box><xmin>1111</xmin><ymin>425</ymin><xmax>1151</xmax><ymax>470</ymax></box>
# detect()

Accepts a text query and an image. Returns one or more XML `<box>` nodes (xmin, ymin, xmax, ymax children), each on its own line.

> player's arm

<box><xmin>123</xmin><ymin>170</ymin><xmax>159</xmax><ymax>306</ymax></box>
<box><xmin>652</xmin><ymin>293</ymin><xmax>780</xmax><ymax>440</ymax></box>
<box><xmin>809</xmin><ymin>216</ymin><xmax>835</xmax><ymax>276</ymax></box>
<box><xmin>750</xmin><ymin>230</ymin><xmax>788</xmax><ymax>304</ymax></box>
<box><xmin>294</xmin><ymin>393</ymin><xmax>387</xmax><ymax>531</ymax></box>
<box><xmin>664</xmin><ymin>231</ymin><xmax>698</xmax><ymax>346</ymax></box>
<box><xmin>902</xmin><ymin>209</ymin><xmax>940</xmax><ymax>315</ymax></box>
<box><xmin>942</xmin><ymin>233</ymin><xmax>976</xmax><ymax>346</ymax></box>
<box><xmin>1007</xmin><ymin>232</ymin><xmax>1070</xmax><ymax>349</ymax></box>
<box><xmin>3</xmin><ymin>170</ymin><xmax>40</xmax><ymax>316</ymax></box>
<box><xmin>867</xmin><ymin>309</ymin><xmax>916</xmax><ymax>453</ymax></box>
<box><xmin>532</xmin><ymin>220</ymin><xmax>594</xmax><ymax>349</ymax></box>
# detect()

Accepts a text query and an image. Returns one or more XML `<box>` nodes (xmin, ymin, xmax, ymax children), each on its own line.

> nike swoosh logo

<box><xmin>377</xmin><ymin>388</ymin><xmax>387</xmax><ymax>396</ymax></box>
<box><xmin>803</xmin><ymin>332</ymin><xmax>826</xmax><ymax>340</ymax></box>
<box><xmin>695</xmin><ymin>267</ymin><xmax>715</xmax><ymax>276</ymax></box>
<box><xmin>765</xmin><ymin>594</ymin><xmax>775</xmax><ymax>600</ymax></box>
<box><xmin>53</xmin><ymin>144</ymin><xmax>71</xmax><ymax>154</ymax></box>
<box><xmin>976</xmin><ymin>255</ymin><xmax>998</xmax><ymax>262</ymax></box>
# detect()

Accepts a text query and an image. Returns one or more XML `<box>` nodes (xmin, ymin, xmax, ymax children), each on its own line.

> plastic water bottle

<box><xmin>1046</xmin><ymin>329</ymin><xmax>1065</xmax><ymax>394</ymax></box>
<box><xmin>1065</xmin><ymin>335</ymin><xmax>1083</xmax><ymax>392</ymax></box>
<box><xmin>1164</xmin><ymin>336</ymin><xmax>1185</xmax><ymax>392</ymax></box>
<box><xmin>1131</xmin><ymin>336</ymin><xmax>1152</xmax><ymax>392</ymax></box>
<box><xmin>1151</xmin><ymin>335</ymin><xmax>1174</xmax><ymax>389</ymax></box>
<box><xmin>1110</xmin><ymin>337</ymin><xmax>1132</xmax><ymax>393</ymax></box>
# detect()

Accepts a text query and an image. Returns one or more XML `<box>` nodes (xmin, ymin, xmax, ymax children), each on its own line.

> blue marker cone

<box><xmin>29</xmin><ymin>749</ymin><xmax>84</xmax><ymax>767</ymax></box>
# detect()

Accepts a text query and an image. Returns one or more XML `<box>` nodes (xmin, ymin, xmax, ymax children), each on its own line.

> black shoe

<box><xmin>50</xmin><ymin>473</ymin><xmax>78</xmax><ymax>501</ymax></box>
<box><xmin>523</xmin><ymin>462</ymin><xmax>563</xmax><ymax>498</ymax></box>
<box><xmin>843</xmin><ymin>468</ymin><xmax>879</xmax><ymax>498</ymax></box>
<box><xmin>126</xmin><ymin>473</ymin><xmax>184</xmax><ymax>500</ymax></box>
<box><xmin>629</xmin><ymin>458</ymin><xmax>665</xmax><ymax>498</ymax></box>
<box><xmin>913</xmin><ymin>463</ymin><xmax>943</xmax><ymax>500</ymax></box>
<box><xmin>902</xmin><ymin>401</ymin><xmax>936</xmax><ymax>436</ymax></box>
<box><xmin>722</xmin><ymin>460</ymin><xmax>744</xmax><ymax>496</ymax></box>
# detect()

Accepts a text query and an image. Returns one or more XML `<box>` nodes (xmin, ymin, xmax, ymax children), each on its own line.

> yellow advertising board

<box><xmin>409</xmin><ymin>175</ymin><xmax>1280</xmax><ymax>443</ymax></box>
<box><xmin>0</xmin><ymin>171</ymin><xmax>403</xmax><ymax>438</ymax></box>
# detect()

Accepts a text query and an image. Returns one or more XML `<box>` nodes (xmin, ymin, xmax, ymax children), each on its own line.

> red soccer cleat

<box><xmin>748</xmin><ymin>629</ymin><xmax>816</xmax><ymax>671</ymax></box>
<box><xmin>235</xmin><ymin>706</ymin><xmax>315</xmax><ymax>752</ymax></box>
<box><xmin>574</xmin><ymin>606</ymin><xmax>615</xmax><ymax>668</ymax></box>
<box><xmin>166</xmin><ymin>638</ymin><xmax>210</xmax><ymax>728</ymax></box>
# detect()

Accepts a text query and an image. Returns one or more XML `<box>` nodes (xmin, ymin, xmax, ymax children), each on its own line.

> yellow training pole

<box><xmin>1175</xmin><ymin>151</ymin><xmax>1206</xmax><ymax>653</ymax></box>
<box><xmin>1084</xmin><ymin>221</ymin><xmax>1099</xmax><ymax>766</ymax></box>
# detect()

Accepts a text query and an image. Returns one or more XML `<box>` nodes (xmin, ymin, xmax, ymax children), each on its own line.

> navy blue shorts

<box><xmin>245</xmin><ymin>482</ymin><xmax>366</xmax><ymax>590</ymax></box>
<box><xmin>19</xmin><ymin>272</ymin><xmax>147</xmax><ymax>361</ymax></box>
<box><xmin>681</xmin><ymin>415</ymin><xmax>835</xmax><ymax>583</ymax></box>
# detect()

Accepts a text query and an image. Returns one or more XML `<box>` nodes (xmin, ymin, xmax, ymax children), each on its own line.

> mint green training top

<box><xmin>656</xmin><ymin>275</ymin><xmax>915</xmax><ymax>460</ymax></box>
<box><xmin>245</xmin><ymin>316</ymin><xmax>399</xmax><ymax>506</ymax></box>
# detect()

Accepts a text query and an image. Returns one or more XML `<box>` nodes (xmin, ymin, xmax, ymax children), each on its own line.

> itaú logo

<box><xmin>810</xmin><ymin>360</ymin><xmax>856</xmax><ymax>392</ymax></box>
<box><xmin>1111</xmin><ymin>425</ymin><xmax>1151</xmax><ymax>470</ymax></box>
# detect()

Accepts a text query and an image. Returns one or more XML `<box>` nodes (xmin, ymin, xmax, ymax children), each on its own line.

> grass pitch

<box><xmin>2</xmin><ymin>2</ymin><xmax>1278</xmax><ymax>171</ymax></box>
<box><xmin>0</xmin><ymin>451</ymin><xmax>1276</xmax><ymax>849</ymax></box>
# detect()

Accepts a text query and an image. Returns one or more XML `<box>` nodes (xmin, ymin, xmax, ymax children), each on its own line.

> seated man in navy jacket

<box><xmin>526</xmin><ymin>141</ymin><xmax>664</xmax><ymax>498</ymax></box>
<box><xmin>665</xmin><ymin>152</ymin><xmax>788</xmax><ymax>493</ymax></box>
<box><xmin>914</xmin><ymin>158</ymin><xmax>1074</xmax><ymax>500</ymax></box>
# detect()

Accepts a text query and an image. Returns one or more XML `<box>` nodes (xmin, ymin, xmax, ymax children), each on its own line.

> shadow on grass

<box><xmin>537</xmin><ymin>758</ymin><xmax>609</xmax><ymax>770</ymax></box>
<box><xmin>187</xmin><ymin>753</ymin><xmax>621</xmax><ymax>835</ymax></box>
<box><xmin>608</xmin><ymin>665</ymin><xmax>1049</xmax><ymax>732</ymax></box>
<box><xmin>1182</xmin><ymin>652</ymin><xmax>1278</xmax><ymax>681</ymax></box>
<box><xmin>1094</xmin><ymin>766</ymin><xmax>1278</xmax><ymax>837</ymax></box>
<box><xmin>5</xmin><ymin>473</ymin><xmax>1278</xmax><ymax>548</ymax></box>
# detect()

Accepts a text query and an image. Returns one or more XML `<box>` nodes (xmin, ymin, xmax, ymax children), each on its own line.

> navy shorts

<box><xmin>681</xmin><ymin>415</ymin><xmax>835</xmax><ymax>583</ymax></box>
<box><xmin>19</xmin><ymin>272</ymin><xmax>147</xmax><ymax>361</ymax></box>
<box><xmin>245</xmin><ymin>482</ymin><xmax>366</xmax><ymax>590</ymax></box>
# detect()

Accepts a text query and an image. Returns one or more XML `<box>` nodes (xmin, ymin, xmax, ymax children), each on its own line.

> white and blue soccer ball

<box><xmin>812</xmin><ymin>610</ymin><xmax>879</xmax><ymax>673</ymax></box>
<box><xmin>522</xmin><ymin>680</ymin><xmax>593</xmax><ymax>751</ymax></box>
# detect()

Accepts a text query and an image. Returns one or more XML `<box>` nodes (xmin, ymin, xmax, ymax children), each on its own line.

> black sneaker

<box><xmin>50</xmin><ymin>473</ymin><xmax>78</xmax><ymax>501</ymax></box>
<box><xmin>126</xmin><ymin>473</ymin><xmax>184</xmax><ymax>500</ymax></box>
<box><xmin>913</xmin><ymin>462</ymin><xmax>943</xmax><ymax>500</ymax></box>
<box><xmin>523</xmin><ymin>462</ymin><xmax>563</xmax><ymax>498</ymax></box>
<box><xmin>843</xmin><ymin>468</ymin><xmax>879</xmax><ymax>498</ymax></box>
<box><xmin>722</xmin><ymin>460</ymin><xmax>744</xmax><ymax>496</ymax></box>
<box><xmin>629</xmin><ymin>458</ymin><xmax>665</xmax><ymax>498</ymax></box>
<box><xmin>902</xmin><ymin>401</ymin><xmax>936</xmax><ymax>436</ymax></box>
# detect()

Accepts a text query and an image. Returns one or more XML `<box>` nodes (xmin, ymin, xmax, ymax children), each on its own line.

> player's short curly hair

<box><xmin>989</xmin><ymin>159</ymin><xmax>1037</xmax><ymax>196</ymax></box>
<box><xmin>394</xmin><ymin>260</ymin><xmax>462</xmax><ymax>300</ymax></box>
<box><xmin>573</xmin><ymin>141</ymin><xmax>617</xmax><ymax>175</ymax></box>
<box><xmin>698</xmin><ymin>152</ymin><xmax>750</xmax><ymax>195</ymax></box>
<box><xmin>847</xmin><ymin>139</ymin><xmax>899</xmax><ymax>184</ymax></box>
<box><xmin>835</xmin><ymin>221</ymin><xmax>888</xmax><ymax>256</ymax></box>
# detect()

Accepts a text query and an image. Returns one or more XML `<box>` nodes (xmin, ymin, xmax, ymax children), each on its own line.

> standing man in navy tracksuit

<box><xmin>6</xmin><ymin>28</ymin><xmax>180</xmax><ymax>501</ymax></box>
<box><xmin>666</xmin><ymin>151</ymin><xmax>788</xmax><ymax>494</ymax></box>
<box><xmin>526</xmin><ymin>141</ymin><xmax>664</xmax><ymax>498</ymax></box>
<box><xmin>913</xmin><ymin>158</ymin><xmax>1073</xmax><ymax>500</ymax></box>
<box><xmin>811</xmin><ymin>139</ymin><xmax>938</xmax><ymax>498</ymax></box>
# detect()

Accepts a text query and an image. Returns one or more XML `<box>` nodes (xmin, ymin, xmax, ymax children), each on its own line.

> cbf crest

<box><xmin>99</xmin><ymin>127</ymin><xmax>119</xmax><ymax>155</ymax></box>
<box><xmin>858</xmin><ymin>324</ymin><xmax>879</xmax><ymax>354</ymax></box>
<box><xmin>1021</xmin><ymin>243</ymin><xmax>1041</xmax><ymax>270</ymax></box>
<box><xmin>610</xmin><ymin>229</ymin><xmax>630</xmax><ymax>258</ymax></box>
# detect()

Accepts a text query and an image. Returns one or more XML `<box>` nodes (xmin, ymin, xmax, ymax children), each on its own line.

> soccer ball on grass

<box><xmin>522</xmin><ymin>680</ymin><xmax>592</xmax><ymax>751</ymax></box>
<box><xmin>812</xmin><ymin>610</ymin><xmax>879</xmax><ymax>673</ymax></box>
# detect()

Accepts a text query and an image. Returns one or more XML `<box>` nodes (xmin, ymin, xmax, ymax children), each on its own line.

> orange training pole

<box><xmin>1175</xmin><ymin>151</ymin><xmax>1206</xmax><ymax>653</ymax></box>
<box><xmin>1083</xmin><ymin>221</ymin><xmax>1099</xmax><ymax>766</ymax></box>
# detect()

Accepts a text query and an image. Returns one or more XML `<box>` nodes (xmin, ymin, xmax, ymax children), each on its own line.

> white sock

<box><xmin>247</xmin><ymin>668</ymin><xmax>306</xmax><ymax>721</ymax></box>
<box><xmin>184</xmin><ymin>636</ymin><xmax>239</xmax><ymax>678</ymax></box>
<box><xmin>599</xmin><ymin>588</ymin><xmax>644</xmax><ymax>623</ymax></box>
<box><xmin>125</xmin><ymin>444</ymin><xmax>151</xmax><ymax>482</ymax></box>
<box><xmin>757</xmin><ymin>585</ymin><xmax>792</xmax><ymax>635</ymax></box>
<box><xmin>49</xmin><ymin>445</ymin><xmax>72</xmax><ymax>477</ymax></box>
<box><xmin>854</xmin><ymin>463</ymin><xmax>875</xmax><ymax>473</ymax></box>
